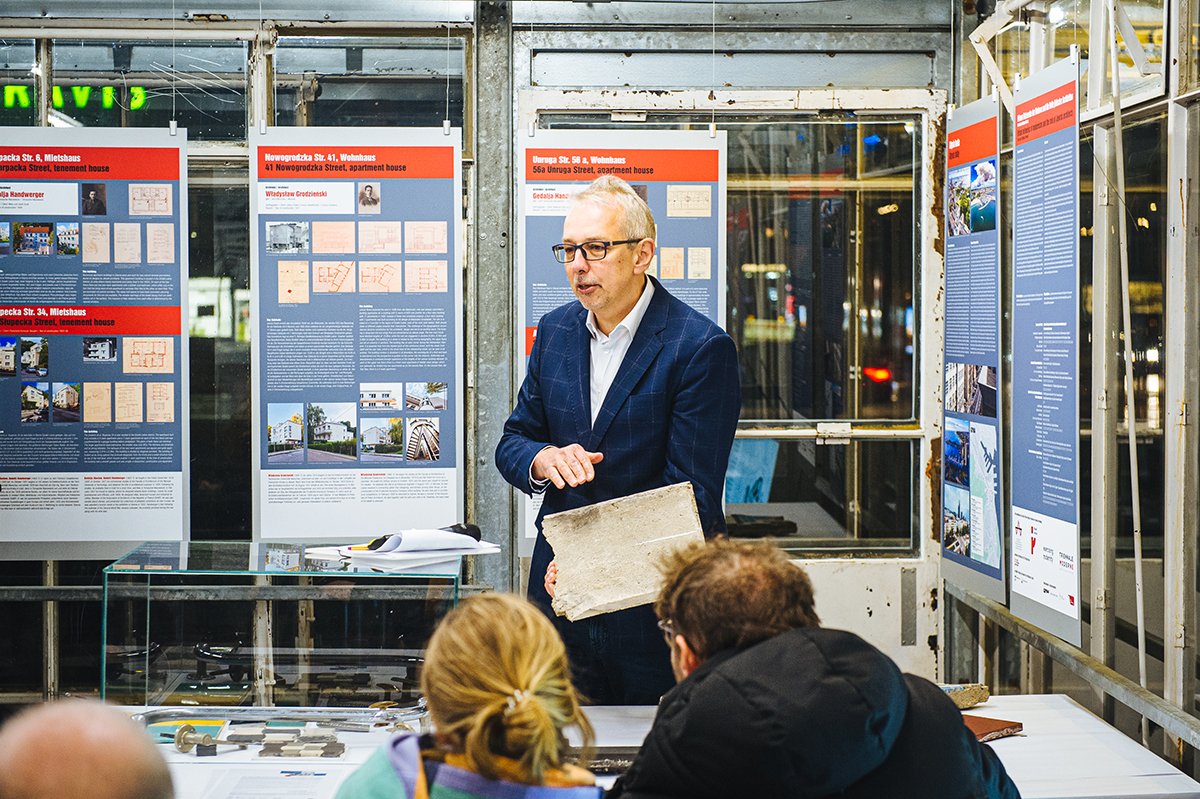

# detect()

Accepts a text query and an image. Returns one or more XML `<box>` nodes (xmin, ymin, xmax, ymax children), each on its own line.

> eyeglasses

<box><xmin>551</xmin><ymin>239</ymin><xmax>642</xmax><ymax>264</ymax></box>
<box><xmin>656</xmin><ymin>618</ymin><xmax>677</xmax><ymax>640</ymax></box>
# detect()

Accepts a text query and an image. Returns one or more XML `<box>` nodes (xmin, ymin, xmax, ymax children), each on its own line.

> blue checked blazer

<box><xmin>496</xmin><ymin>277</ymin><xmax>741</xmax><ymax>607</ymax></box>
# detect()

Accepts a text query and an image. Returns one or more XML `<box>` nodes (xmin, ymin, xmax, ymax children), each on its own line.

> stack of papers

<box><xmin>305</xmin><ymin>528</ymin><xmax>500</xmax><ymax>573</ymax></box>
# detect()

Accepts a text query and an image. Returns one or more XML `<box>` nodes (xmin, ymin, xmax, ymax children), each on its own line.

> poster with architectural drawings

<box><xmin>251</xmin><ymin>127</ymin><xmax>464</xmax><ymax>540</ymax></box>
<box><xmin>0</xmin><ymin>127</ymin><xmax>189</xmax><ymax>554</ymax></box>
<box><xmin>516</xmin><ymin>129</ymin><xmax>727</xmax><ymax>554</ymax></box>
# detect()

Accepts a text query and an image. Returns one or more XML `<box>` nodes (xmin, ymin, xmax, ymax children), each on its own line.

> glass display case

<box><xmin>102</xmin><ymin>541</ymin><xmax>460</xmax><ymax>707</ymax></box>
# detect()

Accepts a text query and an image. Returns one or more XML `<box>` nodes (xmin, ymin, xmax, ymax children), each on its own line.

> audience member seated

<box><xmin>608</xmin><ymin>539</ymin><xmax>1021</xmax><ymax>799</ymax></box>
<box><xmin>337</xmin><ymin>592</ymin><xmax>602</xmax><ymax>799</ymax></box>
<box><xmin>0</xmin><ymin>699</ymin><xmax>174</xmax><ymax>799</ymax></box>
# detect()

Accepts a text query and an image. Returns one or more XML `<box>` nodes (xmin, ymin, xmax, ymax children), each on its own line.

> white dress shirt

<box><xmin>585</xmin><ymin>276</ymin><xmax>655</xmax><ymax>426</ymax></box>
<box><xmin>530</xmin><ymin>277</ymin><xmax>655</xmax><ymax>491</ymax></box>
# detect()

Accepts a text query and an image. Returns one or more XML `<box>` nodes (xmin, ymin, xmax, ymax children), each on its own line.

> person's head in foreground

<box><xmin>0</xmin><ymin>699</ymin><xmax>173</xmax><ymax>799</ymax></box>
<box><xmin>655</xmin><ymin>535</ymin><xmax>820</xmax><ymax>681</ymax></box>
<box><xmin>337</xmin><ymin>592</ymin><xmax>599</xmax><ymax>798</ymax></box>
<box><xmin>608</xmin><ymin>539</ymin><xmax>1021</xmax><ymax>799</ymax></box>
<box><xmin>422</xmin><ymin>592</ymin><xmax>594</xmax><ymax>783</ymax></box>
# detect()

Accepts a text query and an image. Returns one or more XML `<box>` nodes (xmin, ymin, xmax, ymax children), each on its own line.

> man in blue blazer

<box><xmin>496</xmin><ymin>175</ymin><xmax>741</xmax><ymax>704</ymax></box>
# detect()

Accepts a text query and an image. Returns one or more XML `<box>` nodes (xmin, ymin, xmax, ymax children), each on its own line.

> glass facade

<box><xmin>48</xmin><ymin>40</ymin><xmax>247</xmax><ymax>139</ymax></box>
<box><xmin>0</xmin><ymin>39</ymin><xmax>37</xmax><ymax>127</ymax></box>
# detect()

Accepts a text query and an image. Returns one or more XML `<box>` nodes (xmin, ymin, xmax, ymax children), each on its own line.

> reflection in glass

<box><xmin>725</xmin><ymin>438</ymin><xmax>917</xmax><ymax>547</ymax></box>
<box><xmin>188</xmin><ymin>163</ymin><xmax>251</xmax><ymax>538</ymax></box>
<box><xmin>47</xmin><ymin>40</ymin><xmax>247</xmax><ymax>140</ymax></box>
<box><xmin>274</xmin><ymin>37</ymin><xmax>465</xmax><ymax>129</ymax></box>
<box><xmin>728</xmin><ymin>120</ymin><xmax>916</xmax><ymax>422</ymax></box>
<box><xmin>1078</xmin><ymin>115</ymin><xmax>1166</xmax><ymax>561</ymax></box>
<box><xmin>0</xmin><ymin>39</ymin><xmax>37</xmax><ymax>127</ymax></box>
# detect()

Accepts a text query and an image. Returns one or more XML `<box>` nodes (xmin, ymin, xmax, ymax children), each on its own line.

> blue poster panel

<box><xmin>1010</xmin><ymin>56</ymin><xmax>1082</xmax><ymax>644</ymax></box>
<box><xmin>251</xmin><ymin>128</ymin><xmax>464</xmax><ymax>540</ymax></box>
<box><xmin>515</xmin><ymin>130</ymin><xmax>727</xmax><ymax>550</ymax></box>
<box><xmin>941</xmin><ymin>95</ymin><xmax>1006</xmax><ymax>602</ymax></box>
<box><xmin>0</xmin><ymin>129</ymin><xmax>189</xmax><ymax>554</ymax></box>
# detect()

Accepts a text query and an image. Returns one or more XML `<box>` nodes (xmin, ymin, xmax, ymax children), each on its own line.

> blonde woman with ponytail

<box><xmin>335</xmin><ymin>593</ymin><xmax>600</xmax><ymax>799</ymax></box>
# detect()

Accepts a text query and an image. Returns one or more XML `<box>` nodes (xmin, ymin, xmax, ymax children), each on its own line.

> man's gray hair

<box><xmin>573</xmin><ymin>175</ymin><xmax>656</xmax><ymax>242</ymax></box>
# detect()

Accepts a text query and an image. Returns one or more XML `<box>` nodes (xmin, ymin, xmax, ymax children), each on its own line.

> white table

<box><xmin>981</xmin><ymin>694</ymin><xmax>1200</xmax><ymax>799</ymax></box>
<box><xmin>153</xmin><ymin>694</ymin><xmax>1200</xmax><ymax>799</ymax></box>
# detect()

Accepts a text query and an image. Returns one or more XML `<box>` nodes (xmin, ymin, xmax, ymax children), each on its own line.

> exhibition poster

<box><xmin>941</xmin><ymin>94</ymin><xmax>1006</xmax><ymax>602</ymax></box>
<box><xmin>251</xmin><ymin>128</ymin><xmax>464</xmax><ymax>540</ymax></box>
<box><xmin>1010</xmin><ymin>56</ymin><xmax>1083</xmax><ymax>644</ymax></box>
<box><xmin>516</xmin><ymin>130</ymin><xmax>727</xmax><ymax>549</ymax></box>
<box><xmin>0</xmin><ymin>128</ymin><xmax>189</xmax><ymax>552</ymax></box>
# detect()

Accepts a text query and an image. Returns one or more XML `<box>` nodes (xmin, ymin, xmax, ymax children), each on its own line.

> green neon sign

<box><xmin>3</xmin><ymin>84</ymin><xmax>147</xmax><ymax>110</ymax></box>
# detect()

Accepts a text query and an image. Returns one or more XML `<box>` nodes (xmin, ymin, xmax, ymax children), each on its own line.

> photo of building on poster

<box><xmin>947</xmin><ymin>159</ymin><xmax>997</xmax><ymax>237</ymax></box>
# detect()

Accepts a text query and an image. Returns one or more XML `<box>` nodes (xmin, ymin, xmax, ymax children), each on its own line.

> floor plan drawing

<box><xmin>314</xmin><ymin>261</ymin><xmax>356</xmax><ymax>293</ymax></box>
<box><xmin>128</xmin><ymin>183</ymin><xmax>174</xmax><ymax>216</ymax></box>
<box><xmin>122</xmin><ymin>337</ymin><xmax>174</xmax><ymax>375</ymax></box>
<box><xmin>359</xmin><ymin>262</ymin><xmax>402</xmax><ymax>293</ymax></box>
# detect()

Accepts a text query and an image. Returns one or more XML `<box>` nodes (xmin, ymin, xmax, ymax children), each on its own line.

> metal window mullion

<box><xmin>471</xmin><ymin>0</ymin><xmax>515</xmax><ymax>592</ymax></box>
<box><xmin>1161</xmin><ymin>99</ymin><xmax>1199</xmax><ymax>765</ymax></box>
<box><xmin>1089</xmin><ymin>122</ymin><xmax>1121</xmax><ymax>725</ymax></box>
<box><xmin>1086</xmin><ymin>0</ymin><xmax>1119</xmax><ymax>724</ymax></box>
<box><xmin>35</xmin><ymin>38</ymin><xmax>51</xmax><ymax>127</ymax></box>
<box><xmin>1</xmin><ymin>27</ymin><xmax>255</xmax><ymax>41</ymax></box>
<box><xmin>247</xmin><ymin>24</ymin><xmax>276</xmax><ymax>132</ymax></box>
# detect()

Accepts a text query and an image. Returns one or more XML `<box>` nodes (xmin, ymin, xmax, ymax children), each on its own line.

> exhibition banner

<box><xmin>941</xmin><ymin>94</ymin><xmax>1006</xmax><ymax>602</ymax></box>
<box><xmin>516</xmin><ymin>130</ymin><xmax>727</xmax><ymax>549</ymax></box>
<box><xmin>251</xmin><ymin>128</ymin><xmax>464</xmax><ymax>540</ymax></box>
<box><xmin>0</xmin><ymin>129</ymin><xmax>189</xmax><ymax>551</ymax></box>
<box><xmin>1010</xmin><ymin>56</ymin><xmax>1083</xmax><ymax>644</ymax></box>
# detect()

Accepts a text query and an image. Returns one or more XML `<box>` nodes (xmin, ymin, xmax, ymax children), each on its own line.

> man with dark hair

<box><xmin>0</xmin><ymin>700</ymin><xmax>174</xmax><ymax>799</ymax></box>
<box><xmin>609</xmin><ymin>540</ymin><xmax>1021</xmax><ymax>799</ymax></box>
<box><xmin>82</xmin><ymin>187</ymin><xmax>106</xmax><ymax>215</ymax></box>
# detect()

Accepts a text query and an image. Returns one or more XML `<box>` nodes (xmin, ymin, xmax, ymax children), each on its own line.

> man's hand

<box><xmin>532</xmin><ymin>444</ymin><xmax>604</xmax><ymax>489</ymax></box>
<box><xmin>544</xmin><ymin>560</ymin><xmax>558</xmax><ymax>598</ymax></box>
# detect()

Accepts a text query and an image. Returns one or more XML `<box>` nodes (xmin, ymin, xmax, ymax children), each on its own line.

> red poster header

<box><xmin>257</xmin><ymin>147</ymin><xmax>454</xmax><ymax>180</ymax></box>
<box><xmin>525</xmin><ymin>149</ymin><xmax>719</xmax><ymax>182</ymax></box>
<box><xmin>0</xmin><ymin>148</ymin><xmax>179</xmax><ymax>181</ymax></box>
<box><xmin>0</xmin><ymin>305</ymin><xmax>180</xmax><ymax>336</ymax></box>
<box><xmin>1015</xmin><ymin>82</ymin><xmax>1077</xmax><ymax>145</ymax></box>
<box><xmin>948</xmin><ymin>117</ymin><xmax>998</xmax><ymax>168</ymax></box>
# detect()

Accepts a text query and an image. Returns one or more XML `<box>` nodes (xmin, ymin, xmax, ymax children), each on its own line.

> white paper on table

<box><xmin>200</xmin><ymin>769</ymin><xmax>338</xmax><ymax>799</ymax></box>
<box><xmin>366</xmin><ymin>527</ymin><xmax>488</xmax><ymax>553</ymax></box>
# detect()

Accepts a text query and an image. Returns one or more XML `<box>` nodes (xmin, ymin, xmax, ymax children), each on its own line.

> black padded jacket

<box><xmin>606</xmin><ymin>627</ymin><xmax>1020</xmax><ymax>799</ymax></box>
